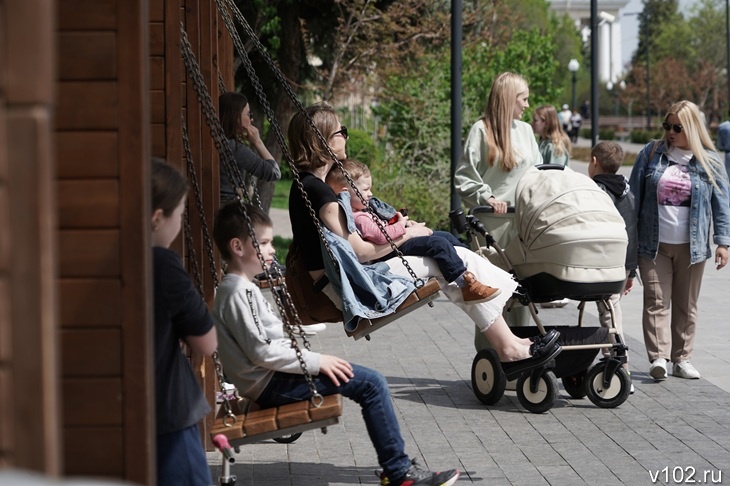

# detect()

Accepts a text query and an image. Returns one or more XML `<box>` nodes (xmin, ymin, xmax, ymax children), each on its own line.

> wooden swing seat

<box><xmin>346</xmin><ymin>277</ymin><xmax>442</xmax><ymax>341</ymax></box>
<box><xmin>210</xmin><ymin>394</ymin><xmax>343</xmax><ymax>446</ymax></box>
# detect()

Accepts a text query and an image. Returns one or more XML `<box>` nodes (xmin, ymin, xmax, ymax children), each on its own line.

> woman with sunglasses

<box><xmin>218</xmin><ymin>92</ymin><xmax>281</xmax><ymax>202</ymax></box>
<box><xmin>628</xmin><ymin>100</ymin><xmax>730</xmax><ymax>382</ymax></box>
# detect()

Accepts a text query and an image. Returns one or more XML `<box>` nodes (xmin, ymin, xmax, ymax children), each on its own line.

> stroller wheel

<box><xmin>585</xmin><ymin>363</ymin><xmax>631</xmax><ymax>408</ymax></box>
<box><xmin>273</xmin><ymin>432</ymin><xmax>303</xmax><ymax>444</ymax></box>
<box><xmin>471</xmin><ymin>349</ymin><xmax>507</xmax><ymax>405</ymax></box>
<box><xmin>561</xmin><ymin>371</ymin><xmax>588</xmax><ymax>399</ymax></box>
<box><xmin>516</xmin><ymin>370</ymin><xmax>558</xmax><ymax>414</ymax></box>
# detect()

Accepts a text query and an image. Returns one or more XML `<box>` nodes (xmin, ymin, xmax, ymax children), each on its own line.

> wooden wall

<box><xmin>56</xmin><ymin>0</ymin><xmax>153</xmax><ymax>482</ymax></box>
<box><xmin>1</xmin><ymin>0</ymin><xmax>230</xmax><ymax>480</ymax></box>
<box><xmin>1</xmin><ymin>0</ymin><xmax>61</xmax><ymax>474</ymax></box>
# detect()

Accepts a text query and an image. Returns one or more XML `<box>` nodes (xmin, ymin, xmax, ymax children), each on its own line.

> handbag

<box><xmin>284</xmin><ymin>242</ymin><xmax>342</xmax><ymax>325</ymax></box>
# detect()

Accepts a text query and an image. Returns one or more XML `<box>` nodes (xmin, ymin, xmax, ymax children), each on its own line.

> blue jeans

<box><xmin>157</xmin><ymin>424</ymin><xmax>212</xmax><ymax>486</ymax></box>
<box><xmin>257</xmin><ymin>364</ymin><xmax>412</xmax><ymax>480</ymax></box>
<box><xmin>393</xmin><ymin>230</ymin><xmax>467</xmax><ymax>282</ymax></box>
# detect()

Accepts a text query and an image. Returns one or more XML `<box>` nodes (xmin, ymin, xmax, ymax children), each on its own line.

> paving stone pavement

<box><xmin>212</xmin><ymin>156</ymin><xmax>729</xmax><ymax>485</ymax></box>
<box><xmin>207</xmin><ymin>259</ymin><xmax>730</xmax><ymax>485</ymax></box>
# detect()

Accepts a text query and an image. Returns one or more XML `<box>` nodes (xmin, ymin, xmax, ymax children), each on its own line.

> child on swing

<box><xmin>211</xmin><ymin>200</ymin><xmax>460</xmax><ymax>486</ymax></box>
<box><xmin>151</xmin><ymin>159</ymin><xmax>217</xmax><ymax>486</ymax></box>
<box><xmin>326</xmin><ymin>159</ymin><xmax>501</xmax><ymax>304</ymax></box>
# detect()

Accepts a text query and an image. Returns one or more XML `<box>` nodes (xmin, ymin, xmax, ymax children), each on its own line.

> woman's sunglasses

<box><xmin>662</xmin><ymin>122</ymin><xmax>684</xmax><ymax>134</ymax></box>
<box><xmin>332</xmin><ymin>125</ymin><xmax>349</xmax><ymax>139</ymax></box>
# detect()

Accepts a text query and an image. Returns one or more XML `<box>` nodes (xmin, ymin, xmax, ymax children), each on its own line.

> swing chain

<box><xmin>182</xmin><ymin>120</ymin><xmax>220</xmax><ymax>288</ymax></box>
<box><xmin>179</xmin><ymin>22</ymin><xmax>257</xmax><ymax>209</ymax></box>
<box><xmin>220</xmin><ymin>0</ymin><xmax>422</xmax><ymax>286</ymax></box>
<box><xmin>214</xmin><ymin>0</ymin><xmax>334</xmax><ymax>334</ymax></box>
<box><xmin>183</xmin><ymin>209</ymin><xmax>206</xmax><ymax>295</ymax></box>
<box><xmin>212</xmin><ymin>351</ymin><xmax>237</xmax><ymax>426</ymax></box>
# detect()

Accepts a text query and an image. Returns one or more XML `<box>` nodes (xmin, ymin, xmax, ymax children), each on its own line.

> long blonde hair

<box><xmin>664</xmin><ymin>100</ymin><xmax>724</xmax><ymax>189</ymax></box>
<box><xmin>534</xmin><ymin>104</ymin><xmax>571</xmax><ymax>157</ymax></box>
<box><xmin>482</xmin><ymin>72</ymin><xmax>529</xmax><ymax>171</ymax></box>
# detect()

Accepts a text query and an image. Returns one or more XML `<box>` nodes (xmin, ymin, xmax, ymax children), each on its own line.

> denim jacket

<box><xmin>628</xmin><ymin>140</ymin><xmax>730</xmax><ymax>264</ymax></box>
<box><xmin>321</xmin><ymin>192</ymin><xmax>416</xmax><ymax>332</ymax></box>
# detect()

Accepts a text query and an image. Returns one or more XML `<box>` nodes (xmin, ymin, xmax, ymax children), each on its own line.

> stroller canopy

<box><xmin>504</xmin><ymin>166</ymin><xmax>628</xmax><ymax>287</ymax></box>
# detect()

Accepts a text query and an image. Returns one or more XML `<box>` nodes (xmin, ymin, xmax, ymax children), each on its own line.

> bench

<box><xmin>210</xmin><ymin>394</ymin><xmax>344</xmax><ymax>446</ymax></box>
<box><xmin>346</xmin><ymin>277</ymin><xmax>443</xmax><ymax>341</ymax></box>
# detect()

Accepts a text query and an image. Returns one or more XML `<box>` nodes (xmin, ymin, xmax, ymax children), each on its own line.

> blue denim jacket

<box><xmin>321</xmin><ymin>192</ymin><xmax>416</xmax><ymax>332</ymax></box>
<box><xmin>628</xmin><ymin>140</ymin><xmax>730</xmax><ymax>264</ymax></box>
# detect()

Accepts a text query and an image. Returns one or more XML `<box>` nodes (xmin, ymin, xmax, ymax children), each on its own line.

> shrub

<box><xmin>630</xmin><ymin>129</ymin><xmax>663</xmax><ymax>144</ymax></box>
<box><xmin>346</xmin><ymin>128</ymin><xmax>381</xmax><ymax>164</ymax></box>
<box><xmin>598</xmin><ymin>128</ymin><xmax>615</xmax><ymax>141</ymax></box>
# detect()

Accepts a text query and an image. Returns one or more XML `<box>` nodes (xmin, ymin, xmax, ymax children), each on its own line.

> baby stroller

<box><xmin>452</xmin><ymin>165</ymin><xmax>631</xmax><ymax>413</ymax></box>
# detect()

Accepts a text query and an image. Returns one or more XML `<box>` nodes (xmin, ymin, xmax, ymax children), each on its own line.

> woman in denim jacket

<box><xmin>628</xmin><ymin>100</ymin><xmax>730</xmax><ymax>381</ymax></box>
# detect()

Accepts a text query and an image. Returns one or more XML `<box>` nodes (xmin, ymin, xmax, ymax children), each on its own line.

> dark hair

<box><xmin>213</xmin><ymin>201</ymin><xmax>272</xmax><ymax>261</ymax></box>
<box><xmin>287</xmin><ymin>102</ymin><xmax>340</xmax><ymax>171</ymax></box>
<box><xmin>219</xmin><ymin>92</ymin><xmax>248</xmax><ymax>139</ymax></box>
<box><xmin>151</xmin><ymin>157</ymin><xmax>188</xmax><ymax>216</ymax></box>
<box><xmin>591</xmin><ymin>141</ymin><xmax>624</xmax><ymax>174</ymax></box>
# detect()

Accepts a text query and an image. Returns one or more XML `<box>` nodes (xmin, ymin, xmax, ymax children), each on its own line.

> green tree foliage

<box><xmin>623</xmin><ymin>0</ymin><xmax>728</xmax><ymax>123</ymax></box>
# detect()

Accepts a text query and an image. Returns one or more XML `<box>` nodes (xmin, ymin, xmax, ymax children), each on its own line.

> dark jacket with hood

<box><xmin>594</xmin><ymin>173</ymin><xmax>638</xmax><ymax>278</ymax></box>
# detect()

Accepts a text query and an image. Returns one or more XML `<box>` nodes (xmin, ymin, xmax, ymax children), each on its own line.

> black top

<box><xmin>153</xmin><ymin>247</ymin><xmax>213</xmax><ymax>434</ymax></box>
<box><xmin>289</xmin><ymin>171</ymin><xmax>338</xmax><ymax>271</ymax></box>
<box><xmin>594</xmin><ymin>173</ymin><xmax>638</xmax><ymax>277</ymax></box>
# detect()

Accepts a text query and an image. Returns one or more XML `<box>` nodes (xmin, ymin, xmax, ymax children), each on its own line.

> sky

<box><xmin>619</xmin><ymin>0</ymin><xmax>698</xmax><ymax>67</ymax></box>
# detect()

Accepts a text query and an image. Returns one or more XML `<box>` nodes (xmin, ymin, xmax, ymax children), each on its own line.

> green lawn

<box><xmin>271</xmin><ymin>179</ymin><xmax>292</xmax><ymax>209</ymax></box>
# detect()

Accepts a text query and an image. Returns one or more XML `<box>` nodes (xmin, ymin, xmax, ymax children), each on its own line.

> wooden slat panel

<box><xmin>118</xmin><ymin>0</ymin><xmax>154</xmax><ymax>482</ymax></box>
<box><xmin>151</xmin><ymin>123</ymin><xmax>165</xmax><ymax>158</ymax></box>
<box><xmin>61</xmin><ymin>329</ymin><xmax>121</xmax><ymax>376</ymax></box>
<box><xmin>57</xmin><ymin>180</ymin><xmax>119</xmax><ymax>228</ymax></box>
<box><xmin>6</xmin><ymin>1</ymin><xmax>54</xmax><ymax>104</ymax></box>
<box><xmin>63</xmin><ymin>378</ymin><xmax>123</xmax><ymax>426</ymax></box>
<box><xmin>149</xmin><ymin>22</ymin><xmax>164</xmax><ymax>56</ymax></box>
<box><xmin>56</xmin><ymin>82</ymin><xmax>118</xmax><ymax>130</ymax></box>
<box><xmin>149</xmin><ymin>0</ymin><xmax>164</xmax><ymax>22</ymax></box>
<box><xmin>58</xmin><ymin>32</ymin><xmax>117</xmax><ymax>80</ymax></box>
<box><xmin>58</xmin><ymin>230</ymin><xmax>120</xmax><ymax>277</ymax></box>
<box><xmin>56</xmin><ymin>131</ymin><xmax>118</xmax><ymax>179</ymax></box>
<box><xmin>0</xmin><ymin>369</ymin><xmax>13</xmax><ymax>454</ymax></box>
<box><xmin>59</xmin><ymin>279</ymin><xmax>122</xmax><ymax>328</ymax></box>
<box><xmin>151</xmin><ymin>90</ymin><xmax>165</xmax><ymax>124</ymax></box>
<box><xmin>150</xmin><ymin>57</ymin><xmax>164</xmax><ymax>90</ymax></box>
<box><xmin>63</xmin><ymin>428</ymin><xmax>123</xmax><ymax>476</ymax></box>
<box><xmin>58</xmin><ymin>0</ymin><xmax>116</xmax><ymax>31</ymax></box>
<box><xmin>0</xmin><ymin>280</ymin><xmax>10</xmax><ymax>361</ymax></box>
<box><xmin>0</xmin><ymin>187</ymin><xmax>8</xmax><ymax>274</ymax></box>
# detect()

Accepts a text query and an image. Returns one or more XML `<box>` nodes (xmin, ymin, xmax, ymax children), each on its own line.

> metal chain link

<box><xmin>181</xmin><ymin>20</ymin><xmax>318</xmax><ymax>402</ymax></box>
<box><xmin>212</xmin><ymin>351</ymin><xmax>236</xmax><ymax>425</ymax></box>
<box><xmin>220</xmin><ymin>0</ymin><xmax>423</xmax><ymax>286</ymax></box>
<box><xmin>183</xmin><ymin>120</ymin><xmax>220</xmax><ymax>288</ymax></box>
<box><xmin>183</xmin><ymin>209</ymin><xmax>205</xmax><ymax>295</ymax></box>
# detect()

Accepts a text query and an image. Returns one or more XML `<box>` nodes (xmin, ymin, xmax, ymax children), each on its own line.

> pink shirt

<box><xmin>353</xmin><ymin>211</ymin><xmax>406</xmax><ymax>244</ymax></box>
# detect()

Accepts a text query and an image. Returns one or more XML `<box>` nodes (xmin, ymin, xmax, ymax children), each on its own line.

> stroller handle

<box><xmin>469</xmin><ymin>205</ymin><xmax>515</xmax><ymax>215</ymax></box>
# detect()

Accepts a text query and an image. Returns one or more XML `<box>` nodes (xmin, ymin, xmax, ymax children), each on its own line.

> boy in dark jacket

<box><xmin>589</xmin><ymin>141</ymin><xmax>638</xmax><ymax>392</ymax></box>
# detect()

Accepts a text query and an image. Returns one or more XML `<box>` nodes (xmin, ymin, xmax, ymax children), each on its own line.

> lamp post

<box><xmin>569</xmin><ymin>59</ymin><xmax>580</xmax><ymax>110</ymax></box>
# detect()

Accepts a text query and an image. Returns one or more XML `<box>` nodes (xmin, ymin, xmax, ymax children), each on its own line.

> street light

<box><xmin>569</xmin><ymin>59</ymin><xmax>580</xmax><ymax>110</ymax></box>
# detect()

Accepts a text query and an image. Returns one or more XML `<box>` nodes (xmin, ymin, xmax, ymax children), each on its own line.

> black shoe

<box><xmin>501</xmin><ymin>343</ymin><xmax>562</xmax><ymax>380</ymax></box>
<box><xmin>529</xmin><ymin>329</ymin><xmax>560</xmax><ymax>349</ymax></box>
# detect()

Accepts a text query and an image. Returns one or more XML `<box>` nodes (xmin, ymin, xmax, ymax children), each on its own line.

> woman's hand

<box><xmin>488</xmin><ymin>197</ymin><xmax>509</xmax><ymax>214</ymax></box>
<box><xmin>242</xmin><ymin>123</ymin><xmax>263</xmax><ymax>144</ymax></box>
<box><xmin>318</xmin><ymin>355</ymin><xmax>354</xmax><ymax>387</ymax></box>
<box><xmin>715</xmin><ymin>246</ymin><xmax>728</xmax><ymax>270</ymax></box>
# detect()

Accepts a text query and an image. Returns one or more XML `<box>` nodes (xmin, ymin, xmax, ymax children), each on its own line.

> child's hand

<box><xmin>319</xmin><ymin>355</ymin><xmax>354</xmax><ymax>386</ymax></box>
<box><xmin>396</xmin><ymin>212</ymin><xmax>409</xmax><ymax>226</ymax></box>
<box><xmin>623</xmin><ymin>277</ymin><xmax>634</xmax><ymax>295</ymax></box>
<box><xmin>406</xmin><ymin>221</ymin><xmax>432</xmax><ymax>237</ymax></box>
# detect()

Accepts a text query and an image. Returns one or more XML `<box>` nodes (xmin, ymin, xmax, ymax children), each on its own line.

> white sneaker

<box><xmin>300</xmin><ymin>323</ymin><xmax>327</xmax><ymax>335</ymax></box>
<box><xmin>649</xmin><ymin>358</ymin><xmax>668</xmax><ymax>380</ymax></box>
<box><xmin>673</xmin><ymin>361</ymin><xmax>701</xmax><ymax>379</ymax></box>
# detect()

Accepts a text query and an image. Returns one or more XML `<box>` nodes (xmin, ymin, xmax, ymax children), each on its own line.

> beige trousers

<box><xmin>638</xmin><ymin>243</ymin><xmax>705</xmax><ymax>363</ymax></box>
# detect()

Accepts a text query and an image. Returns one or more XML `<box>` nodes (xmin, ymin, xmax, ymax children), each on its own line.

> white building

<box><xmin>549</xmin><ymin>0</ymin><xmax>631</xmax><ymax>83</ymax></box>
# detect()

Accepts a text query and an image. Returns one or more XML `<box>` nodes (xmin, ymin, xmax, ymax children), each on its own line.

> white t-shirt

<box><xmin>657</xmin><ymin>146</ymin><xmax>693</xmax><ymax>244</ymax></box>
